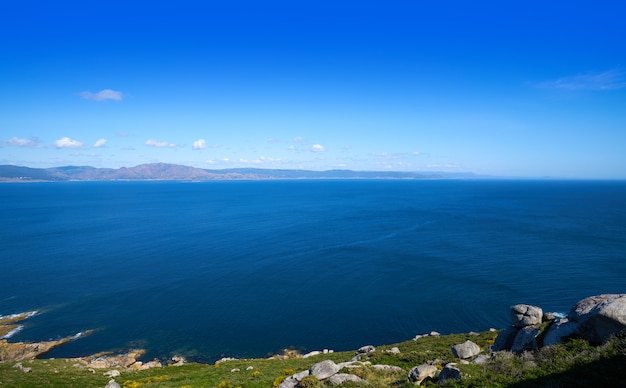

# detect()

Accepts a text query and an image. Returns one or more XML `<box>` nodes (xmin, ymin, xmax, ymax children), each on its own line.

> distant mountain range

<box><xmin>0</xmin><ymin>163</ymin><xmax>481</xmax><ymax>181</ymax></box>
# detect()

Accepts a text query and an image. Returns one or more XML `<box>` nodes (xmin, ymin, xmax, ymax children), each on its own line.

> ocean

<box><xmin>1</xmin><ymin>179</ymin><xmax>625</xmax><ymax>362</ymax></box>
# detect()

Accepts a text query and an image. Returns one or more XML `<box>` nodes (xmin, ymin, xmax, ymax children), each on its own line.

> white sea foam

<box><xmin>0</xmin><ymin>310</ymin><xmax>38</xmax><ymax>321</ymax></box>
<box><xmin>1</xmin><ymin>325</ymin><xmax>24</xmax><ymax>339</ymax></box>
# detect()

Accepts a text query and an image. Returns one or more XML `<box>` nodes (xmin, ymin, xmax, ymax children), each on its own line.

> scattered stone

<box><xmin>103</xmin><ymin>370</ymin><xmax>121</xmax><ymax>378</ymax></box>
<box><xmin>230</xmin><ymin>368</ymin><xmax>240</xmax><ymax>373</ymax></box>
<box><xmin>302</xmin><ymin>350</ymin><xmax>321</xmax><ymax>358</ymax></box>
<box><xmin>139</xmin><ymin>360</ymin><xmax>162</xmax><ymax>370</ymax></box>
<box><xmin>511</xmin><ymin>304</ymin><xmax>543</xmax><ymax>327</ymax></box>
<box><xmin>473</xmin><ymin>355</ymin><xmax>490</xmax><ymax>364</ymax></box>
<box><xmin>328</xmin><ymin>373</ymin><xmax>365</xmax><ymax>385</ymax></box>
<box><xmin>357</xmin><ymin>345</ymin><xmax>375</xmax><ymax>354</ymax></box>
<box><xmin>451</xmin><ymin>340</ymin><xmax>481</xmax><ymax>359</ymax></box>
<box><xmin>104</xmin><ymin>380</ymin><xmax>121</xmax><ymax>388</ymax></box>
<box><xmin>13</xmin><ymin>362</ymin><xmax>32</xmax><ymax>373</ymax></box>
<box><xmin>385</xmin><ymin>347</ymin><xmax>400</xmax><ymax>354</ymax></box>
<box><xmin>277</xmin><ymin>377</ymin><xmax>299</xmax><ymax>388</ymax></box>
<box><xmin>430</xmin><ymin>331</ymin><xmax>441</xmax><ymax>336</ymax></box>
<box><xmin>246</xmin><ymin>366</ymin><xmax>254</xmax><ymax>370</ymax></box>
<box><xmin>438</xmin><ymin>363</ymin><xmax>462</xmax><ymax>382</ymax></box>
<box><xmin>310</xmin><ymin>360</ymin><xmax>340</xmax><ymax>380</ymax></box>
<box><xmin>408</xmin><ymin>364</ymin><xmax>438</xmax><ymax>385</ymax></box>
<box><xmin>372</xmin><ymin>364</ymin><xmax>404</xmax><ymax>372</ymax></box>
<box><xmin>170</xmin><ymin>355</ymin><xmax>186</xmax><ymax>366</ymax></box>
<box><xmin>293</xmin><ymin>370</ymin><xmax>310</xmax><ymax>380</ymax></box>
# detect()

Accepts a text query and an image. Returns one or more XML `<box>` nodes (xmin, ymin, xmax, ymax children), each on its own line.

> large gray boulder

<box><xmin>451</xmin><ymin>340</ymin><xmax>480</xmax><ymax>359</ymax></box>
<box><xmin>543</xmin><ymin>318</ymin><xmax>578</xmax><ymax>346</ymax></box>
<box><xmin>568</xmin><ymin>294</ymin><xmax>626</xmax><ymax>344</ymax></box>
<box><xmin>310</xmin><ymin>360</ymin><xmax>340</xmax><ymax>380</ymax></box>
<box><xmin>511</xmin><ymin>326</ymin><xmax>541</xmax><ymax>352</ymax></box>
<box><xmin>511</xmin><ymin>304</ymin><xmax>543</xmax><ymax>327</ymax></box>
<box><xmin>491</xmin><ymin>326</ymin><xmax>520</xmax><ymax>352</ymax></box>
<box><xmin>408</xmin><ymin>364</ymin><xmax>438</xmax><ymax>384</ymax></box>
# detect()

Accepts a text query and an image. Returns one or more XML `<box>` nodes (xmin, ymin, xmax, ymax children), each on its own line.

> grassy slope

<box><xmin>1</xmin><ymin>331</ymin><xmax>625</xmax><ymax>387</ymax></box>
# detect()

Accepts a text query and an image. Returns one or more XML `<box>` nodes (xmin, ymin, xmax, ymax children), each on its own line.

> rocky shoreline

<box><xmin>2</xmin><ymin>294</ymin><xmax>625</xmax><ymax>387</ymax></box>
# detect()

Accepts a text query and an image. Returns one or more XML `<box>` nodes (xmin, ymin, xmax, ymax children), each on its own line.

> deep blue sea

<box><xmin>1</xmin><ymin>180</ymin><xmax>625</xmax><ymax>362</ymax></box>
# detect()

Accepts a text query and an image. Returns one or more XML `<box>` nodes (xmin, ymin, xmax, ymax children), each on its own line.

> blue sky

<box><xmin>1</xmin><ymin>1</ymin><xmax>625</xmax><ymax>178</ymax></box>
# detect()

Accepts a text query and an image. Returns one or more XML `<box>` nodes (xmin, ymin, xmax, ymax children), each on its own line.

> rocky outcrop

<box><xmin>73</xmin><ymin>349</ymin><xmax>163</xmax><ymax>370</ymax></box>
<box><xmin>568</xmin><ymin>294</ymin><xmax>626</xmax><ymax>344</ymax></box>
<box><xmin>493</xmin><ymin>294</ymin><xmax>626</xmax><ymax>352</ymax></box>
<box><xmin>0</xmin><ymin>331</ymin><xmax>92</xmax><ymax>363</ymax></box>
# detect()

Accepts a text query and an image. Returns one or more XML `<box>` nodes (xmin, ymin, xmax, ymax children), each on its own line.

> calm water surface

<box><xmin>1</xmin><ymin>180</ymin><xmax>625</xmax><ymax>362</ymax></box>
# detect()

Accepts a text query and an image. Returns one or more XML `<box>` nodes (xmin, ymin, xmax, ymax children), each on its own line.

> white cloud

<box><xmin>80</xmin><ymin>89</ymin><xmax>124</xmax><ymax>101</ymax></box>
<box><xmin>2</xmin><ymin>137</ymin><xmax>42</xmax><ymax>148</ymax></box>
<box><xmin>145</xmin><ymin>139</ymin><xmax>176</xmax><ymax>148</ymax></box>
<box><xmin>311</xmin><ymin>144</ymin><xmax>326</xmax><ymax>152</ymax></box>
<box><xmin>535</xmin><ymin>70</ymin><xmax>626</xmax><ymax>91</ymax></box>
<box><xmin>93</xmin><ymin>138</ymin><xmax>107</xmax><ymax>148</ymax></box>
<box><xmin>192</xmin><ymin>139</ymin><xmax>207</xmax><ymax>150</ymax></box>
<box><xmin>54</xmin><ymin>137</ymin><xmax>84</xmax><ymax>149</ymax></box>
<box><xmin>412</xmin><ymin>151</ymin><xmax>420</xmax><ymax>156</ymax></box>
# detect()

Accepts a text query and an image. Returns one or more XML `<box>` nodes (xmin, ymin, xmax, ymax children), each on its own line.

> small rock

<box><xmin>357</xmin><ymin>345</ymin><xmax>375</xmax><ymax>354</ymax></box>
<box><xmin>438</xmin><ymin>364</ymin><xmax>462</xmax><ymax>381</ymax></box>
<box><xmin>246</xmin><ymin>366</ymin><xmax>254</xmax><ymax>370</ymax></box>
<box><xmin>302</xmin><ymin>350</ymin><xmax>321</xmax><ymax>358</ymax></box>
<box><xmin>430</xmin><ymin>331</ymin><xmax>441</xmax><ymax>336</ymax></box>
<box><xmin>329</xmin><ymin>373</ymin><xmax>365</xmax><ymax>385</ymax></box>
<box><xmin>104</xmin><ymin>380</ymin><xmax>121</xmax><ymax>388</ymax></box>
<box><xmin>385</xmin><ymin>347</ymin><xmax>400</xmax><ymax>354</ymax></box>
<box><xmin>103</xmin><ymin>370</ymin><xmax>121</xmax><ymax>378</ymax></box>
<box><xmin>230</xmin><ymin>368</ymin><xmax>240</xmax><ymax>373</ymax></box>
<box><xmin>408</xmin><ymin>364</ymin><xmax>438</xmax><ymax>384</ymax></box>
<box><xmin>293</xmin><ymin>370</ymin><xmax>310</xmax><ymax>380</ymax></box>
<box><xmin>277</xmin><ymin>377</ymin><xmax>299</xmax><ymax>388</ymax></box>
<box><xmin>473</xmin><ymin>355</ymin><xmax>490</xmax><ymax>364</ymax></box>
<box><xmin>451</xmin><ymin>340</ymin><xmax>480</xmax><ymax>359</ymax></box>
<box><xmin>372</xmin><ymin>364</ymin><xmax>404</xmax><ymax>372</ymax></box>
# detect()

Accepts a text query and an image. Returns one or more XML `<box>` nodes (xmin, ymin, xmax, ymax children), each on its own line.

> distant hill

<box><xmin>0</xmin><ymin>163</ymin><xmax>480</xmax><ymax>181</ymax></box>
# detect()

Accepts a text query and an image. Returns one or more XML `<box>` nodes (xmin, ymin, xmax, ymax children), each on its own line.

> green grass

<box><xmin>1</xmin><ymin>331</ymin><xmax>625</xmax><ymax>387</ymax></box>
